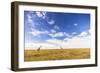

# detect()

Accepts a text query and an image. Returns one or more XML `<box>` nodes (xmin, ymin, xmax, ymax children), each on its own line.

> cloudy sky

<box><xmin>24</xmin><ymin>11</ymin><xmax>90</xmax><ymax>49</ymax></box>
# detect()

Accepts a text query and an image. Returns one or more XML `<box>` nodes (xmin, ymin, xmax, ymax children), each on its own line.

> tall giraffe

<box><xmin>60</xmin><ymin>46</ymin><xmax>63</xmax><ymax>49</ymax></box>
<box><xmin>37</xmin><ymin>46</ymin><xmax>42</xmax><ymax>51</ymax></box>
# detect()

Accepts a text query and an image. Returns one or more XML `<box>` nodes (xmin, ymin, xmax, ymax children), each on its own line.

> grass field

<box><xmin>24</xmin><ymin>48</ymin><xmax>90</xmax><ymax>62</ymax></box>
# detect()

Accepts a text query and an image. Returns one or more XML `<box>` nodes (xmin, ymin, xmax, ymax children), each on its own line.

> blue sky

<box><xmin>24</xmin><ymin>11</ymin><xmax>90</xmax><ymax>49</ymax></box>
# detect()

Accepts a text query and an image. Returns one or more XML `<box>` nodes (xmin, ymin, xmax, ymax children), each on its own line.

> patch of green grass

<box><xmin>24</xmin><ymin>48</ymin><xmax>90</xmax><ymax>62</ymax></box>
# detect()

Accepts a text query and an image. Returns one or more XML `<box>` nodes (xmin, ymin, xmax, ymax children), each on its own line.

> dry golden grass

<box><xmin>24</xmin><ymin>48</ymin><xmax>90</xmax><ymax>62</ymax></box>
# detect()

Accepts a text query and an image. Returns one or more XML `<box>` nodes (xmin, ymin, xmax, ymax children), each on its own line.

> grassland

<box><xmin>24</xmin><ymin>48</ymin><xmax>90</xmax><ymax>62</ymax></box>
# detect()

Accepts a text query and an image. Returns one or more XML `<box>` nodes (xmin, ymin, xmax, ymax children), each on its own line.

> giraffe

<box><xmin>60</xmin><ymin>46</ymin><xmax>63</xmax><ymax>50</ymax></box>
<box><xmin>37</xmin><ymin>46</ymin><xmax>42</xmax><ymax>51</ymax></box>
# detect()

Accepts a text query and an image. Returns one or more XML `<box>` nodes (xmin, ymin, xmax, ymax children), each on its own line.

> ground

<box><xmin>24</xmin><ymin>48</ymin><xmax>90</xmax><ymax>62</ymax></box>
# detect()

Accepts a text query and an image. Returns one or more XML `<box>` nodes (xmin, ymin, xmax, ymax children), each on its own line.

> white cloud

<box><xmin>46</xmin><ymin>39</ymin><xmax>62</xmax><ymax>45</ymax></box>
<box><xmin>49</xmin><ymin>31</ymin><xmax>72</xmax><ymax>38</ymax></box>
<box><xmin>27</xmin><ymin>14</ymin><xmax>32</xmax><ymax>19</ymax></box>
<box><xmin>36</xmin><ymin>12</ymin><xmax>43</xmax><ymax>17</ymax></box>
<box><xmin>54</xmin><ymin>32</ymin><xmax>64</xmax><ymax>37</ymax></box>
<box><xmin>73</xmin><ymin>23</ymin><xmax>78</xmax><ymax>26</ymax></box>
<box><xmin>78</xmin><ymin>31</ymin><xmax>88</xmax><ymax>37</ymax></box>
<box><xmin>25</xmin><ymin>42</ymin><xmax>60</xmax><ymax>50</ymax></box>
<box><xmin>35</xmin><ymin>11</ymin><xmax>47</xmax><ymax>19</ymax></box>
<box><xmin>54</xmin><ymin>25</ymin><xmax>60</xmax><ymax>30</ymax></box>
<box><xmin>51</xmin><ymin>29</ymin><xmax>56</xmax><ymax>33</ymax></box>
<box><xmin>25</xmin><ymin>33</ymin><xmax>90</xmax><ymax>50</ymax></box>
<box><xmin>27</xmin><ymin>14</ymin><xmax>33</xmax><ymax>23</ymax></box>
<box><xmin>88</xmin><ymin>29</ymin><xmax>91</xmax><ymax>34</ymax></box>
<box><xmin>63</xmin><ymin>38</ymin><xmax>69</xmax><ymax>41</ymax></box>
<box><xmin>42</xmin><ymin>12</ymin><xmax>46</xmax><ymax>16</ymax></box>
<box><xmin>27</xmin><ymin>29</ymin><xmax>91</xmax><ymax>49</ymax></box>
<box><xmin>63</xmin><ymin>36</ymin><xmax>90</xmax><ymax>48</ymax></box>
<box><xmin>63</xmin><ymin>30</ymin><xmax>90</xmax><ymax>48</ymax></box>
<box><xmin>48</xmin><ymin>34</ymin><xmax>54</xmax><ymax>37</ymax></box>
<box><xmin>47</xmin><ymin>20</ymin><xmax>55</xmax><ymax>25</ymax></box>
<box><xmin>47</xmin><ymin>30</ymin><xmax>91</xmax><ymax>48</ymax></box>
<box><xmin>49</xmin><ymin>32</ymin><xmax>64</xmax><ymax>37</ymax></box>
<box><xmin>72</xmin><ymin>32</ymin><xmax>77</xmax><ymax>35</ymax></box>
<box><xmin>64</xmin><ymin>32</ymin><xmax>72</xmax><ymax>37</ymax></box>
<box><xmin>30</xmin><ymin>29</ymin><xmax>49</xmax><ymax>36</ymax></box>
